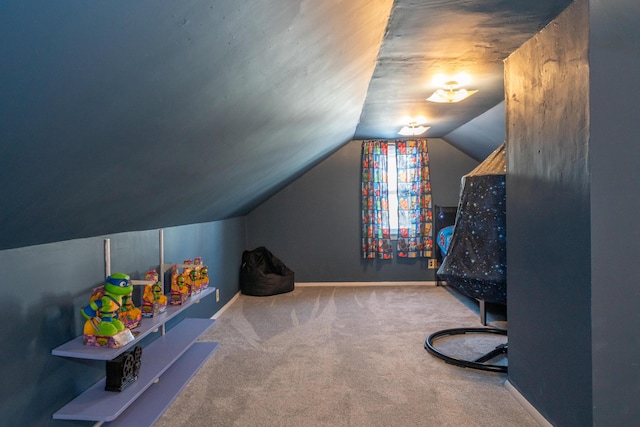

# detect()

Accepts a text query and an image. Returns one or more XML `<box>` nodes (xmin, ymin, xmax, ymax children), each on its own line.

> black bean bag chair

<box><xmin>239</xmin><ymin>247</ymin><xmax>295</xmax><ymax>296</ymax></box>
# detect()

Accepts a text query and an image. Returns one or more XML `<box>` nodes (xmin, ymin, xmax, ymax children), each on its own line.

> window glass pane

<box><xmin>388</xmin><ymin>143</ymin><xmax>398</xmax><ymax>235</ymax></box>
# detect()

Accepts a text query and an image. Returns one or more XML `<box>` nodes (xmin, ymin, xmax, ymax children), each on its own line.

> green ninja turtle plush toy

<box><xmin>81</xmin><ymin>273</ymin><xmax>133</xmax><ymax>337</ymax></box>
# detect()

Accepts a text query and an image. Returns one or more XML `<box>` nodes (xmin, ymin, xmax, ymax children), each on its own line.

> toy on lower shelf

<box><xmin>80</xmin><ymin>273</ymin><xmax>136</xmax><ymax>348</ymax></box>
<box><xmin>141</xmin><ymin>270</ymin><xmax>168</xmax><ymax>317</ymax></box>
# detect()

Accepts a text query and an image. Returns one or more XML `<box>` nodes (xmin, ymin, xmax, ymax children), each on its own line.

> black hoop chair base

<box><xmin>425</xmin><ymin>327</ymin><xmax>508</xmax><ymax>373</ymax></box>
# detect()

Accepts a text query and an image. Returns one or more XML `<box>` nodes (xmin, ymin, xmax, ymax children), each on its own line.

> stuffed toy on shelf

<box><xmin>141</xmin><ymin>269</ymin><xmax>168</xmax><ymax>317</ymax></box>
<box><xmin>80</xmin><ymin>273</ymin><xmax>135</xmax><ymax>348</ymax></box>
<box><xmin>170</xmin><ymin>265</ymin><xmax>190</xmax><ymax>305</ymax></box>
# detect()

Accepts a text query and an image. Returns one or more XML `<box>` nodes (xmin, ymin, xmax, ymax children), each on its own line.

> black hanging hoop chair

<box><xmin>425</xmin><ymin>327</ymin><xmax>507</xmax><ymax>373</ymax></box>
<box><xmin>426</xmin><ymin>144</ymin><xmax>508</xmax><ymax>374</ymax></box>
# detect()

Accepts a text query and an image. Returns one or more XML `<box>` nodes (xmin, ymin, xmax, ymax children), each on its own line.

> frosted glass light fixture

<box><xmin>399</xmin><ymin>116</ymin><xmax>429</xmax><ymax>136</ymax></box>
<box><xmin>427</xmin><ymin>73</ymin><xmax>478</xmax><ymax>103</ymax></box>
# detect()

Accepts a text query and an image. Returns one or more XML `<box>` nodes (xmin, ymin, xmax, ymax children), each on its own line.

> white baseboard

<box><xmin>295</xmin><ymin>281</ymin><xmax>438</xmax><ymax>287</ymax></box>
<box><xmin>505</xmin><ymin>380</ymin><xmax>552</xmax><ymax>427</ymax></box>
<box><xmin>211</xmin><ymin>291</ymin><xmax>241</xmax><ymax>320</ymax></box>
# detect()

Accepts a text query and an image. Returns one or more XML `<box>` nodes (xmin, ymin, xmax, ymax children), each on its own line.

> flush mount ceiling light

<box><xmin>427</xmin><ymin>73</ymin><xmax>478</xmax><ymax>103</ymax></box>
<box><xmin>398</xmin><ymin>116</ymin><xmax>429</xmax><ymax>136</ymax></box>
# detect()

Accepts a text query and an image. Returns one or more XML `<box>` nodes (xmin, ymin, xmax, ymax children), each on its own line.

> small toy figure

<box><xmin>170</xmin><ymin>266</ymin><xmax>190</xmax><ymax>305</ymax></box>
<box><xmin>144</xmin><ymin>269</ymin><xmax>158</xmax><ymax>283</ymax></box>
<box><xmin>182</xmin><ymin>267</ymin><xmax>194</xmax><ymax>296</ymax></box>
<box><xmin>200</xmin><ymin>265</ymin><xmax>210</xmax><ymax>289</ymax></box>
<box><xmin>81</xmin><ymin>273</ymin><xmax>136</xmax><ymax>347</ymax></box>
<box><xmin>142</xmin><ymin>279</ymin><xmax>168</xmax><ymax>317</ymax></box>
<box><xmin>120</xmin><ymin>293</ymin><xmax>142</xmax><ymax>329</ymax></box>
<box><xmin>189</xmin><ymin>267</ymin><xmax>201</xmax><ymax>294</ymax></box>
<box><xmin>193</xmin><ymin>257</ymin><xmax>209</xmax><ymax>290</ymax></box>
<box><xmin>182</xmin><ymin>259</ymin><xmax>195</xmax><ymax>296</ymax></box>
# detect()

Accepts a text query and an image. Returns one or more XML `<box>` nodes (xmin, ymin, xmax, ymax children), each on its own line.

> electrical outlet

<box><xmin>216</xmin><ymin>288</ymin><xmax>220</xmax><ymax>302</ymax></box>
<box><xmin>428</xmin><ymin>259</ymin><xmax>437</xmax><ymax>269</ymax></box>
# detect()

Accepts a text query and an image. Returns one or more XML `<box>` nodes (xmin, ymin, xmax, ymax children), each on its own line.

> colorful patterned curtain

<box><xmin>396</xmin><ymin>139</ymin><xmax>433</xmax><ymax>258</ymax></box>
<box><xmin>361</xmin><ymin>140</ymin><xmax>393</xmax><ymax>259</ymax></box>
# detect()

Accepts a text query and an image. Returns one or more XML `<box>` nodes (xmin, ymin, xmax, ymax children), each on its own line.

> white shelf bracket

<box><xmin>104</xmin><ymin>238</ymin><xmax>111</xmax><ymax>278</ymax></box>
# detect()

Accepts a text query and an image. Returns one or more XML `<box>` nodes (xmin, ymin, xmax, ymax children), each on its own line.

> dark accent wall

<box><xmin>590</xmin><ymin>0</ymin><xmax>640</xmax><ymax>424</ymax></box>
<box><xmin>246</xmin><ymin>139</ymin><xmax>479</xmax><ymax>282</ymax></box>
<box><xmin>506</xmin><ymin>1</ymin><xmax>592</xmax><ymax>425</ymax></box>
<box><xmin>0</xmin><ymin>218</ymin><xmax>244</xmax><ymax>427</ymax></box>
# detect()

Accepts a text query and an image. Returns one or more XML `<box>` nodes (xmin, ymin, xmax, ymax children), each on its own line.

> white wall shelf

<box><xmin>53</xmin><ymin>318</ymin><xmax>216</xmax><ymax>422</ymax></box>
<box><xmin>103</xmin><ymin>341</ymin><xmax>217</xmax><ymax>427</ymax></box>
<box><xmin>52</xmin><ymin>287</ymin><xmax>215</xmax><ymax>361</ymax></box>
<box><xmin>52</xmin><ymin>230</ymin><xmax>219</xmax><ymax>424</ymax></box>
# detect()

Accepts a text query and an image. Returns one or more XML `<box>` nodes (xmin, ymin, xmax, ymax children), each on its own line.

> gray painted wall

<box><xmin>590</xmin><ymin>0</ymin><xmax>640</xmax><ymax>424</ymax></box>
<box><xmin>507</xmin><ymin>1</ymin><xmax>640</xmax><ymax>424</ymax></box>
<box><xmin>246</xmin><ymin>138</ymin><xmax>479</xmax><ymax>282</ymax></box>
<box><xmin>506</xmin><ymin>0</ymin><xmax>592</xmax><ymax>425</ymax></box>
<box><xmin>0</xmin><ymin>217</ymin><xmax>245</xmax><ymax>427</ymax></box>
<box><xmin>444</xmin><ymin>101</ymin><xmax>506</xmax><ymax>161</ymax></box>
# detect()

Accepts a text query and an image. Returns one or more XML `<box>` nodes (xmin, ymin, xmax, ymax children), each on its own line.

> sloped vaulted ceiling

<box><xmin>355</xmin><ymin>0</ymin><xmax>572</xmax><ymax>148</ymax></box>
<box><xmin>0</xmin><ymin>0</ymin><xmax>393</xmax><ymax>249</ymax></box>
<box><xmin>0</xmin><ymin>0</ymin><xmax>572</xmax><ymax>250</ymax></box>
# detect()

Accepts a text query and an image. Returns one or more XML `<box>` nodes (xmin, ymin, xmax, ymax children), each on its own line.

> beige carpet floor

<box><xmin>154</xmin><ymin>285</ymin><xmax>537</xmax><ymax>427</ymax></box>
